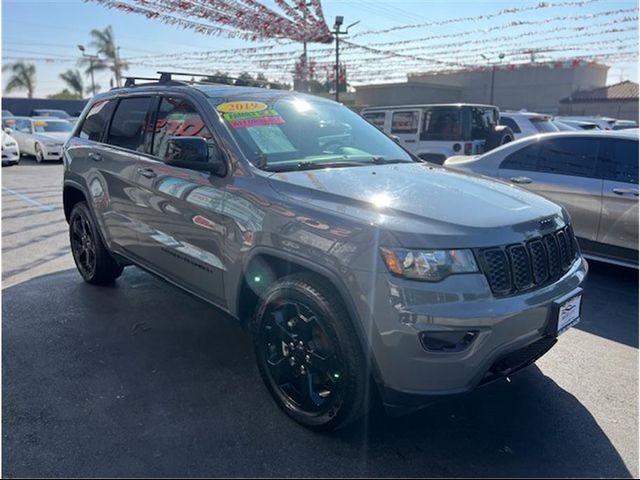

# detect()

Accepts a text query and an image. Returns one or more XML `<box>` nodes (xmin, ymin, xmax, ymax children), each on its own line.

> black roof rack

<box><xmin>123</xmin><ymin>76</ymin><xmax>162</xmax><ymax>87</ymax></box>
<box><xmin>157</xmin><ymin>71</ymin><xmax>214</xmax><ymax>83</ymax></box>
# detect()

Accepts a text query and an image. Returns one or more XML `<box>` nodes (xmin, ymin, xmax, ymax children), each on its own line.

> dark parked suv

<box><xmin>63</xmin><ymin>75</ymin><xmax>588</xmax><ymax>430</ymax></box>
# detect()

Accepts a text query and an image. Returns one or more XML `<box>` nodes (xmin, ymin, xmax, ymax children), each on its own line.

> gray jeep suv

<box><xmin>63</xmin><ymin>75</ymin><xmax>587</xmax><ymax>431</ymax></box>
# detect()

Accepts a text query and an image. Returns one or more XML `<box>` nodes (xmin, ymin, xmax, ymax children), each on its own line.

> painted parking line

<box><xmin>2</xmin><ymin>187</ymin><xmax>55</xmax><ymax>212</ymax></box>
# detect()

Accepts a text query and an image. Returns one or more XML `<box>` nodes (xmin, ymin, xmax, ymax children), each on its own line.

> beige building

<box><xmin>354</xmin><ymin>61</ymin><xmax>612</xmax><ymax>115</ymax></box>
<box><xmin>558</xmin><ymin>80</ymin><xmax>639</xmax><ymax>121</ymax></box>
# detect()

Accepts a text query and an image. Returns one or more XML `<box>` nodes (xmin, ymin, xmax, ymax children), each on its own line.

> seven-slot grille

<box><xmin>476</xmin><ymin>226</ymin><xmax>578</xmax><ymax>297</ymax></box>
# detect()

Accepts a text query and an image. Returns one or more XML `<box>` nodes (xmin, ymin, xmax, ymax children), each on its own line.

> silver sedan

<box><xmin>445</xmin><ymin>131</ymin><xmax>638</xmax><ymax>268</ymax></box>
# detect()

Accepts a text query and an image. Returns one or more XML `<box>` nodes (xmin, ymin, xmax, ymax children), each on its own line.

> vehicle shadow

<box><xmin>575</xmin><ymin>260</ymin><xmax>638</xmax><ymax>348</ymax></box>
<box><xmin>2</xmin><ymin>267</ymin><xmax>634</xmax><ymax>478</ymax></box>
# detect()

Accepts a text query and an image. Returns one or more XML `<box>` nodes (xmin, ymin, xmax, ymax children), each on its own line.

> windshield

<box><xmin>213</xmin><ymin>97</ymin><xmax>413</xmax><ymax>171</ymax></box>
<box><xmin>36</xmin><ymin>110</ymin><xmax>70</xmax><ymax>119</ymax></box>
<box><xmin>33</xmin><ymin>120</ymin><xmax>73</xmax><ymax>133</ymax></box>
<box><xmin>531</xmin><ymin>117</ymin><xmax>560</xmax><ymax>133</ymax></box>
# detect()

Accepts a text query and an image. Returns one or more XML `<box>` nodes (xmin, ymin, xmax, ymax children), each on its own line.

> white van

<box><xmin>361</xmin><ymin>103</ymin><xmax>514</xmax><ymax>165</ymax></box>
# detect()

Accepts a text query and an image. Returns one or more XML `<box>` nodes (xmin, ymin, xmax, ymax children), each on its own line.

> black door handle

<box><xmin>88</xmin><ymin>152</ymin><xmax>102</xmax><ymax>162</ymax></box>
<box><xmin>137</xmin><ymin>167</ymin><xmax>157</xmax><ymax>179</ymax></box>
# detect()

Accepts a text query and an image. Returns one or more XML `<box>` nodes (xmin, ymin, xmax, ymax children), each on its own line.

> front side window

<box><xmin>538</xmin><ymin>137</ymin><xmax>598</xmax><ymax>178</ymax></box>
<box><xmin>152</xmin><ymin>97</ymin><xmax>215</xmax><ymax>160</ymax></box>
<box><xmin>599</xmin><ymin>138</ymin><xmax>639</xmax><ymax>184</ymax></box>
<box><xmin>420</xmin><ymin>107</ymin><xmax>463</xmax><ymax>141</ymax></box>
<box><xmin>106</xmin><ymin>96</ymin><xmax>152</xmax><ymax>152</ymax></box>
<box><xmin>362</xmin><ymin>112</ymin><xmax>386</xmax><ymax>130</ymax></box>
<box><xmin>501</xmin><ymin>143</ymin><xmax>539</xmax><ymax>171</ymax></box>
<box><xmin>213</xmin><ymin>96</ymin><xmax>413</xmax><ymax>171</ymax></box>
<box><xmin>79</xmin><ymin>100</ymin><xmax>116</xmax><ymax>142</ymax></box>
<box><xmin>391</xmin><ymin>111</ymin><xmax>418</xmax><ymax>134</ymax></box>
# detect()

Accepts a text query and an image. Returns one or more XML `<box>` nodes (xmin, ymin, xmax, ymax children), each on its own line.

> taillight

<box><xmin>464</xmin><ymin>143</ymin><xmax>472</xmax><ymax>155</ymax></box>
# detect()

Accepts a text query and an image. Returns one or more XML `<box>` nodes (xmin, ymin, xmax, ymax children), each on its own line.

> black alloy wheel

<box><xmin>70</xmin><ymin>211</ymin><xmax>97</xmax><ymax>279</ymax></box>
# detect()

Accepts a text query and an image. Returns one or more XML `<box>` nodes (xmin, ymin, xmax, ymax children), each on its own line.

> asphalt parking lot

<box><xmin>2</xmin><ymin>156</ymin><xmax>638</xmax><ymax>478</ymax></box>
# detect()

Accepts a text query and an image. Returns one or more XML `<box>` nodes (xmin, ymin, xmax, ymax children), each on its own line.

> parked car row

<box><xmin>2</xmin><ymin>111</ymin><xmax>74</xmax><ymax>164</ymax></box>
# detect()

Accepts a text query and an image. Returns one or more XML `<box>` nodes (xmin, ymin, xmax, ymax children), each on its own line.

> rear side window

<box><xmin>420</xmin><ymin>107</ymin><xmax>462</xmax><ymax>140</ymax></box>
<box><xmin>79</xmin><ymin>100</ymin><xmax>116</xmax><ymax>142</ymax></box>
<box><xmin>499</xmin><ymin>116</ymin><xmax>521</xmax><ymax>133</ymax></box>
<box><xmin>152</xmin><ymin>97</ymin><xmax>214</xmax><ymax>160</ymax></box>
<box><xmin>538</xmin><ymin>137</ymin><xmax>598</xmax><ymax>178</ymax></box>
<box><xmin>363</xmin><ymin>112</ymin><xmax>386</xmax><ymax>130</ymax></box>
<box><xmin>501</xmin><ymin>143</ymin><xmax>539</xmax><ymax>171</ymax></box>
<box><xmin>106</xmin><ymin>97</ymin><xmax>153</xmax><ymax>152</ymax></box>
<box><xmin>599</xmin><ymin>138</ymin><xmax>639</xmax><ymax>184</ymax></box>
<box><xmin>391</xmin><ymin>111</ymin><xmax>419</xmax><ymax>134</ymax></box>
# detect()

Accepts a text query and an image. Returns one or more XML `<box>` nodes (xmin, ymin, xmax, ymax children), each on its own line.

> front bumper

<box><xmin>357</xmin><ymin>256</ymin><xmax>588</xmax><ymax>409</ymax></box>
<box><xmin>2</xmin><ymin>146</ymin><xmax>19</xmax><ymax>163</ymax></box>
<box><xmin>41</xmin><ymin>145</ymin><xmax>63</xmax><ymax>160</ymax></box>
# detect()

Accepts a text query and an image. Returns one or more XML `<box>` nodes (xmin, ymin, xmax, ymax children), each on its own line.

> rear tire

<box><xmin>69</xmin><ymin>201</ymin><xmax>123</xmax><ymax>285</ymax></box>
<box><xmin>252</xmin><ymin>273</ymin><xmax>369</xmax><ymax>431</ymax></box>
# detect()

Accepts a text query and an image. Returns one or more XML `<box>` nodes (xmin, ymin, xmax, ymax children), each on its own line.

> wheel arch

<box><xmin>63</xmin><ymin>181</ymin><xmax>88</xmax><ymax>223</ymax></box>
<box><xmin>235</xmin><ymin>247</ymin><xmax>384</xmax><ymax>386</ymax></box>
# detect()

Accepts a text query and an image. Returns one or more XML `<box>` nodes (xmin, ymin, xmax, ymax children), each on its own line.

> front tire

<box><xmin>252</xmin><ymin>273</ymin><xmax>369</xmax><ymax>431</ymax></box>
<box><xmin>35</xmin><ymin>143</ymin><xmax>44</xmax><ymax>163</ymax></box>
<box><xmin>69</xmin><ymin>201</ymin><xmax>123</xmax><ymax>285</ymax></box>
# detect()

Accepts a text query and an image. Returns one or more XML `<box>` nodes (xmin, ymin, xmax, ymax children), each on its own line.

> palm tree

<box><xmin>81</xmin><ymin>26</ymin><xmax>127</xmax><ymax>87</ymax></box>
<box><xmin>59</xmin><ymin>69</ymin><xmax>84</xmax><ymax>98</ymax></box>
<box><xmin>3</xmin><ymin>62</ymin><xmax>36</xmax><ymax>98</ymax></box>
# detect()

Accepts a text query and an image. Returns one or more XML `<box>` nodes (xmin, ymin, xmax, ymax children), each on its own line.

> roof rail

<box><xmin>156</xmin><ymin>70</ymin><xmax>289</xmax><ymax>90</ymax></box>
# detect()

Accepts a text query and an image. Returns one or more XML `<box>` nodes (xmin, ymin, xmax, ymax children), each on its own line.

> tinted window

<box><xmin>391</xmin><ymin>111</ymin><xmax>419</xmax><ymax>134</ymax></box>
<box><xmin>363</xmin><ymin>112</ymin><xmax>386</xmax><ymax>130</ymax></box>
<box><xmin>80</xmin><ymin>100</ymin><xmax>116</xmax><ymax>142</ymax></box>
<box><xmin>499</xmin><ymin>116</ymin><xmax>521</xmax><ymax>133</ymax></box>
<box><xmin>599</xmin><ymin>138</ymin><xmax>639</xmax><ymax>184</ymax></box>
<box><xmin>501</xmin><ymin>143</ymin><xmax>539</xmax><ymax>171</ymax></box>
<box><xmin>33</xmin><ymin>120</ymin><xmax>73</xmax><ymax>133</ymax></box>
<box><xmin>538</xmin><ymin>137</ymin><xmax>598</xmax><ymax>178</ymax></box>
<box><xmin>107</xmin><ymin>97</ymin><xmax>152</xmax><ymax>152</ymax></box>
<box><xmin>420</xmin><ymin>107</ymin><xmax>462</xmax><ymax>140</ymax></box>
<box><xmin>152</xmin><ymin>97</ymin><xmax>214</xmax><ymax>160</ymax></box>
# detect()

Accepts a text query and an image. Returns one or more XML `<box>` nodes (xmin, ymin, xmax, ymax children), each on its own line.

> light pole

<box><xmin>332</xmin><ymin>17</ymin><xmax>359</xmax><ymax>102</ymax></box>
<box><xmin>301</xmin><ymin>0</ymin><xmax>312</xmax><ymax>92</ymax></box>
<box><xmin>78</xmin><ymin>44</ymin><xmax>99</xmax><ymax>96</ymax></box>
<box><xmin>482</xmin><ymin>53</ymin><xmax>505</xmax><ymax>105</ymax></box>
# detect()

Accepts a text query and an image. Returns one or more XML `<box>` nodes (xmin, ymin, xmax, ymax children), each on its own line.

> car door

<box><xmin>95</xmin><ymin>95</ymin><xmax>155</xmax><ymax>254</ymax></box>
<box><xmin>597</xmin><ymin>137</ymin><xmax>639</xmax><ymax>256</ymax></box>
<box><xmin>390</xmin><ymin>109</ymin><xmax>420</xmax><ymax>152</ymax></box>
<box><xmin>13</xmin><ymin>119</ymin><xmax>33</xmax><ymax>154</ymax></box>
<box><xmin>498</xmin><ymin>137</ymin><xmax>602</xmax><ymax>242</ymax></box>
<box><xmin>130</xmin><ymin>94</ymin><xmax>229</xmax><ymax>306</ymax></box>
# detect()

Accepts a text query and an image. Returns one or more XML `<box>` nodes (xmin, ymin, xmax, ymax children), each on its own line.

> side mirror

<box><xmin>164</xmin><ymin>136</ymin><xmax>226</xmax><ymax>176</ymax></box>
<box><xmin>391</xmin><ymin>135</ymin><xmax>401</xmax><ymax>144</ymax></box>
<box><xmin>4</xmin><ymin>127</ymin><xmax>13</xmax><ymax>134</ymax></box>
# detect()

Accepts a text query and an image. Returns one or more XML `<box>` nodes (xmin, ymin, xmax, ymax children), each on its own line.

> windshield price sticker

<box><xmin>33</xmin><ymin>120</ymin><xmax>48</xmax><ymax>127</ymax></box>
<box><xmin>217</xmin><ymin>101</ymin><xmax>268</xmax><ymax>113</ymax></box>
<box><xmin>229</xmin><ymin>116</ymin><xmax>285</xmax><ymax>128</ymax></box>
<box><xmin>223</xmin><ymin>109</ymin><xmax>279</xmax><ymax>121</ymax></box>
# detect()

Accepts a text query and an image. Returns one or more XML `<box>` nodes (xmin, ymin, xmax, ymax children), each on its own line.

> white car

<box><xmin>1</xmin><ymin>131</ymin><xmax>20</xmax><ymax>166</ymax></box>
<box><xmin>499</xmin><ymin>111</ymin><xmax>560</xmax><ymax>139</ymax></box>
<box><xmin>5</xmin><ymin>117</ymin><xmax>73</xmax><ymax>162</ymax></box>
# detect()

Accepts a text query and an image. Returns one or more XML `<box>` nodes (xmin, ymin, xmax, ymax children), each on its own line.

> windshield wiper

<box><xmin>266</xmin><ymin>161</ymin><xmax>369</xmax><ymax>172</ymax></box>
<box><xmin>369</xmin><ymin>157</ymin><xmax>413</xmax><ymax>165</ymax></box>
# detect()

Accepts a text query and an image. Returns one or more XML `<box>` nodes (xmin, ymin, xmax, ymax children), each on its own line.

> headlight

<box><xmin>380</xmin><ymin>247</ymin><xmax>478</xmax><ymax>281</ymax></box>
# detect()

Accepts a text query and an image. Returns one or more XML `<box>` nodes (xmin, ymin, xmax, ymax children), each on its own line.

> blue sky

<box><xmin>2</xmin><ymin>0</ymin><xmax>638</xmax><ymax>97</ymax></box>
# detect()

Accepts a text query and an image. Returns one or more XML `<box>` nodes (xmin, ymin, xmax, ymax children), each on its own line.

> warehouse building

<box><xmin>354</xmin><ymin>61</ymin><xmax>613</xmax><ymax>115</ymax></box>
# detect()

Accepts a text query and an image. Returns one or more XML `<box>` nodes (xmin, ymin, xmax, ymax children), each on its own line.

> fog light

<box><xmin>420</xmin><ymin>330</ymin><xmax>478</xmax><ymax>352</ymax></box>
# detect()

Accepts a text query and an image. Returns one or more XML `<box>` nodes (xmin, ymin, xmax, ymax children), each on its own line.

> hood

<box><xmin>267</xmin><ymin>162</ymin><xmax>565</xmax><ymax>248</ymax></box>
<box><xmin>33</xmin><ymin>132</ymin><xmax>69</xmax><ymax>143</ymax></box>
